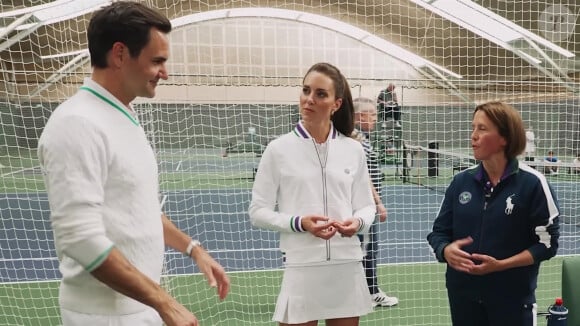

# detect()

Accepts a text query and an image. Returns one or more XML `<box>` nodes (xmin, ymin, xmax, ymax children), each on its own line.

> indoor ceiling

<box><xmin>0</xmin><ymin>0</ymin><xmax>579</xmax><ymax>99</ymax></box>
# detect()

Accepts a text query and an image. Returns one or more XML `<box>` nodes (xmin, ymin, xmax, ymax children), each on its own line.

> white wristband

<box><xmin>184</xmin><ymin>240</ymin><xmax>201</xmax><ymax>257</ymax></box>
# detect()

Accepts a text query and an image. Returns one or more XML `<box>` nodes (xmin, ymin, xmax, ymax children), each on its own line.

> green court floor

<box><xmin>0</xmin><ymin>258</ymin><xmax>563</xmax><ymax>326</ymax></box>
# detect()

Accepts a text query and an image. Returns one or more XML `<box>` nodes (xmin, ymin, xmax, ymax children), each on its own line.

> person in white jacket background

<box><xmin>524</xmin><ymin>127</ymin><xmax>537</xmax><ymax>162</ymax></box>
<box><xmin>249</xmin><ymin>62</ymin><xmax>376</xmax><ymax>326</ymax></box>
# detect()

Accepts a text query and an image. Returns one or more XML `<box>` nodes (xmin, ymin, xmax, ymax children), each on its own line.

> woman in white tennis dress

<box><xmin>249</xmin><ymin>62</ymin><xmax>375</xmax><ymax>326</ymax></box>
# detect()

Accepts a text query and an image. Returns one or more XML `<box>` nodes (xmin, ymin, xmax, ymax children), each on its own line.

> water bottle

<box><xmin>547</xmin><ymin>297</ymin><xmax>568</xmax><ymax>326</ymax></box>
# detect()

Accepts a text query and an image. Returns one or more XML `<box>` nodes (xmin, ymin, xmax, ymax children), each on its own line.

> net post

<box><xmin>428</xmin><ymin>141</ymin><xmax>439</xmax><ymax>177</ymax></box>
<box><xmin>402</xmin><ymin>142</ymin><xmax>409</xmax><ymax>183</ymax></box>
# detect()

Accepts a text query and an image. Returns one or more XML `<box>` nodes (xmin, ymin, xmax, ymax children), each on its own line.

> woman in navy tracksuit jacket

<box><xmin>427</xmin><ymin>101</ymin><xmax>560</xmax><ymax>326</ymax></box>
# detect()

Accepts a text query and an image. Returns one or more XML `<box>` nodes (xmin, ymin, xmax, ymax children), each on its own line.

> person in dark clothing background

<box><xmin>376</xmin><ymin>83</ymin><xmax>401</xmax><ymax>128</ymax></box>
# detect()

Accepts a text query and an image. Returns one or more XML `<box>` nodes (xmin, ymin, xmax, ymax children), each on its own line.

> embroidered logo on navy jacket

<box><xmin>505</xmin><ymin>194</ymin><xmax>515</xmax><ymax>215</ymax></box>
<box><xmin>459</xmin><ymin>191</ymin><xmax>472</xmax><ymax>204</ymax></box>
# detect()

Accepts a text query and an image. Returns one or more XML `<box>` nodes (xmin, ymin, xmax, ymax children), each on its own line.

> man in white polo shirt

<box><xmin>37</xmin><ymin>2</ymin><xmax>229</xmax><ymax>325</ymax></box>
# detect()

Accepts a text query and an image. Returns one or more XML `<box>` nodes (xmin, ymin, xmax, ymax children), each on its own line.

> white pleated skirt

<box><xmin>273</xmin><ymin>261</ymin><xmax>373</xmax><ymax>324</ymax></box>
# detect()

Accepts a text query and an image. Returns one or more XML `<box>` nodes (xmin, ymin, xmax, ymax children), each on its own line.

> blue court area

<box><xmin>1</xmin><ymin>183</ymin><xmax>578</xmax><ymax>283</ymax></box>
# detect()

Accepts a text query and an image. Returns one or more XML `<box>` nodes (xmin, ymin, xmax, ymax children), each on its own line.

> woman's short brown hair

<box><xmin>474</xmin><ymin>101</ymin><xmax>526</xmax><ymax>160</ymax></box>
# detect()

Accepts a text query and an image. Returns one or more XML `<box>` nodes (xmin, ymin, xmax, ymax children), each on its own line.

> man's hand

<box><xmin>90</xmin><ymin>248</ymin><xmax>200</xmax><ymax>326</ymax></box>
<box><xmin>190</xmin><ymin>248</ymin><xmax>230</xmax><ymax>300</ymax></box>
<box><xmin>301</xmin><ymin>215</ymin><xmax>337</xmax><ymax>240</ymax></box>
<box><xmin>157</xmin><ymin>297</ymin><xmax>199</xmax><ymax>326</ymax></box>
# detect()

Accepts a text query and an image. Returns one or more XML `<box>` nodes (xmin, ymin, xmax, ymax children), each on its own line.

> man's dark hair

<box><xmin>87</xmin><ymin>1</ymin><xmax>172</xmax><ymax>68</ymax></box>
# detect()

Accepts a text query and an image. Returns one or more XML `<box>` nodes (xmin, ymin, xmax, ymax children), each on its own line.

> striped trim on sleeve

<box><xmin>357</xmin><ymin>217</ymin><xmax>365</xmax><ymax>233</ymax></box>
<box><xmin>289</xmin><ymin>216</ymin><xmax>306</xmax><ymax>232</ymax></box>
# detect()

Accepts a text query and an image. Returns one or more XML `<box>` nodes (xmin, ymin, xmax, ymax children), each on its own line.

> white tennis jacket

<box><xmin>249</xmin><ymin>122</ymin><xmax>376</xmax><ymax>266</ymax></box>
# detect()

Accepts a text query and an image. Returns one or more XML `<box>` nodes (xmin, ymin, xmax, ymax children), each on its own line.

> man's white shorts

<box><xmin>61</xmin><ymin>307</ymin><xmax>162</xmax><ymax>326</ymax></box>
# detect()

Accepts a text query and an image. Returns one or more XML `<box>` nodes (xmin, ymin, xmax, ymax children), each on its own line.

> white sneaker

<box><xmin>395</xmin><ymin>121</ymin><xmax>402</xmax><ymax>128</ymax></box>
<box><xmin>371</xmin><ymin>290</ymin><xmax>399</xmax><ymax>307</ymax></box>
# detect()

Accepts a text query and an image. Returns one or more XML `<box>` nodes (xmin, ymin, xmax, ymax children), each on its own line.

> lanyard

<box><xmin>79</xmin><ymin>86</ymin><xmax>139</xmax><ymax>126</ymax></box>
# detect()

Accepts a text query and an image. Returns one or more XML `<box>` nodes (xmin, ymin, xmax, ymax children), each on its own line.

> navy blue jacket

<box><xmin>427</xmin><ymin>159</ymin><xmax>560</xmax><ymax>297</ymax></box>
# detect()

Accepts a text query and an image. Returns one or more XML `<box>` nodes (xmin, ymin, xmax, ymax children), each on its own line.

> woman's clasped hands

<box><xmin>300</xmin><ymin>215</ymin><xmax>361</xmax><ymax>239</ymax></box>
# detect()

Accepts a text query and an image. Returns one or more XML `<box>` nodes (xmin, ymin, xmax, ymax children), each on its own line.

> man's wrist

<box><xmin>184</xmin><ymin>239</ymin><xmax>201</xmax><ymax>257</ymax></box>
